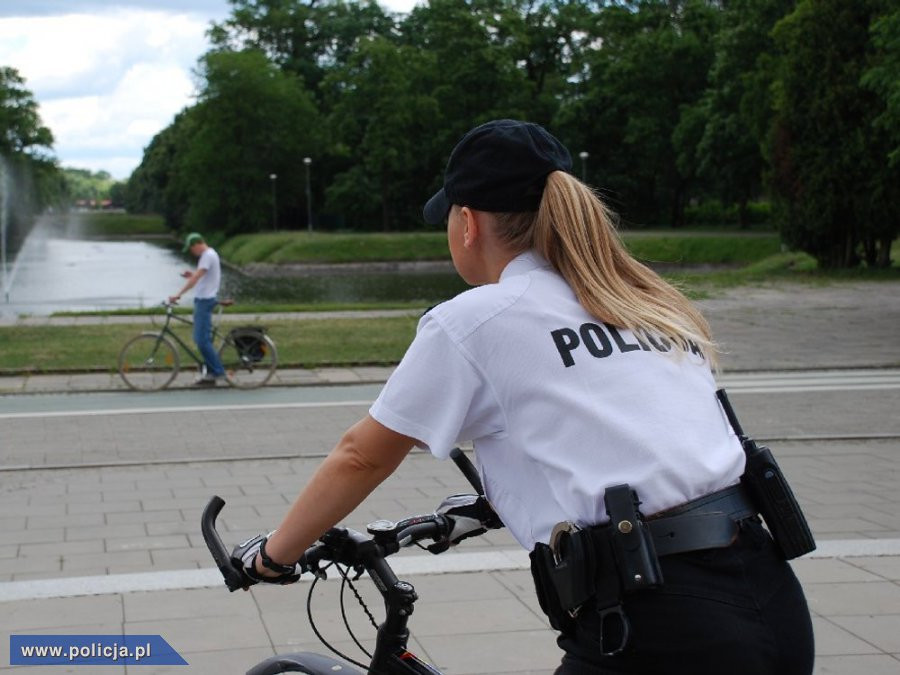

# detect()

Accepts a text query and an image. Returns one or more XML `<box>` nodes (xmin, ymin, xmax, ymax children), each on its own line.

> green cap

<box><xmin>182</xmin><ymin>232</ymin><xmax>204</xmax><ymax>252</ymax></box>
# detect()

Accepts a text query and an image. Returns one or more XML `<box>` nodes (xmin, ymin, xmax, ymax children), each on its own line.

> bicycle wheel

<box><xmin>219</xmin><ymin>329</ymin><xmax>277</xmax><ymax>389</ymax></box>
<box><xmin>118</xmin><ymin>332</ymin><xmax>180</xmax><ymax>391</ymax></box>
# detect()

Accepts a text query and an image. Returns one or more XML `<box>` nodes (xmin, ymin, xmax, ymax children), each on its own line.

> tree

<box><xmin>691</xmin><ymin>0</ymin><xmax>794</xmax><ymax>227</ymax></box>
<box><xmin>555</xmin><ymin>0</ymin><xmax>721</xmax><ymax>226</ymax></box>
<box><xmin>182</xmin><ymin>49</ymin><xmax>321</xmax><ymax>235</ymax></box>
<box><xmin>125</xmin><ymin>109</ymin><xmax>198</xmax><ymax>228</ymax></box>
<box><xmin>401</xmin><ymin>0</ymin><xmax>531</xmax><ymax>145</ymax></box>
<box><xmin>0</xmin><ymin>67</ymin><xmax>54</xmax><ymax>158</ymax></box>
<box><xmin>770</xmin><ymin>0</ymin><xmax>899</xmax><ymax>268</ymax></box>
<box><xmin>208</xmin><ymin>0</ymin><xmax>395</xmax><ymax>99</ymax></box>
<box><xmin>323</xmin><ymin>37</ymin><xmax>439</xmax><ymax>230</ymax></box>
<box><xmin>0</xmin><ymin>67</ymin><xmax>64</xmax><ymax>253</ymax></box>
<box><xmin>861</xmin><ymin>7</ymin><xmax>900</xmax><ymax>168</ymax></box>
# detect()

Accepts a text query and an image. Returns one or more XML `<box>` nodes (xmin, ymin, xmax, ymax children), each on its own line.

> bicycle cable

<box><xmin>305</xmin><ymin>562</ymin><xmax>370</xmax><ymax>671</ymax></box>
<box><xmin>339</xmin><ymin>566</ymin><xmax>377</xmax><ymax>659</ymax></box>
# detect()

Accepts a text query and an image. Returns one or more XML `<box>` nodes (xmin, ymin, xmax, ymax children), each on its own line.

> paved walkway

<box><xmin>1</xmin><ymin>281</ymin><xmax>899</xmax><ymax>673</ymax></box>
<box><xmin>0</xmin><ymin>365</ymin><xmax>397</xmax><ymax>396</ymax></box>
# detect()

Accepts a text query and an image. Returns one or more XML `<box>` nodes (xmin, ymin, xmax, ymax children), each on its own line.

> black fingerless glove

<box><xmin>231</xmin><ymin>533</ymin><xmax>303</xmax><ymax>586</ymax></box>
<box><xmin>427</xmin><ymin>494</ymin><xmax>503</xmax><ymax>554</ymax></box>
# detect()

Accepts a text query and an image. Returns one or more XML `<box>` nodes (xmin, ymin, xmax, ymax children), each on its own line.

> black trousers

<box><xmin>555</xmin><ymin>518</ymin><xmax>814</xmax><ymax>675</ymax></box>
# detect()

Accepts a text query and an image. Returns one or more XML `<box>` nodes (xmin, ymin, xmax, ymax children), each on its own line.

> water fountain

<box><xmin>1</xmin><ymin>155</ymin><xmax>8</xmax><ymax>303</ymax></box>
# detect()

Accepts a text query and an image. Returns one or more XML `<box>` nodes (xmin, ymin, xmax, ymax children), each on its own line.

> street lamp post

<box><xmin>269</xmin><ymin>173</ymin><xmax>277</xmax><ymax>231</ymax></box>
<box><xmin>303</xmin><ymin>157</ymin><xmax>312</xmax><ymax>232</ymax></box>
<box><xmin>578</xmin><ymin>151</ymin><xmax>589</xmax><ymax>182</ymax></box>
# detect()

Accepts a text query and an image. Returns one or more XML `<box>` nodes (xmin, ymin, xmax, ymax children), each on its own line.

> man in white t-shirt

<box><xmin>169</xmin><ymin>232</ymin><xmax>225</xmax><ymax>385</ymax></box>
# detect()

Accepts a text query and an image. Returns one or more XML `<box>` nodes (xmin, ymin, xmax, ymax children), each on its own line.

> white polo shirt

<box><xmin>194</xmin><ymin>248</ymin><xmax>221</xmax><ymax>299</ymax></box>
<box><xmin>370</xmin><ymin>250</ymin><xmax>745</xmax><ymax>550</ymax></box>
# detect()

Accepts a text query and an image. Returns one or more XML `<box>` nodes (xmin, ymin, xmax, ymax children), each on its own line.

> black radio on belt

<box><xmin>716</xmin><ymin>389</ymin><xmax>816</xmax><ymax>560</ymax></box>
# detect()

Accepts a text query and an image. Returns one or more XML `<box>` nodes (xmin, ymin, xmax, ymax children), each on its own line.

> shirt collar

<box><xmin>499</xmin><ymin>250</ymin><xmax>551</xmax><ymax>282</ymax></box>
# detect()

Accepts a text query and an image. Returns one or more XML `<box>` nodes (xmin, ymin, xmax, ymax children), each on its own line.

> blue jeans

<box><xmin>193</xmin><ymin>297</ymin><xmax>225</xmax><ymax>377</ymax></box>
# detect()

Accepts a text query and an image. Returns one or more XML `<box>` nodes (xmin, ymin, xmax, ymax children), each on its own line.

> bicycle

<box><xmin>202</xmin><ymin>449</ymin><xmax>494</xmax><ymax>675</ymax></box>
<box><xmin>118</xmin><ymin>300</ymin><xmax>277</xmax><ymax>391</ymax></box>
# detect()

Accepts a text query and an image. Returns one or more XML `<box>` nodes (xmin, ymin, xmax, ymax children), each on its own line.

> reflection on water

<box><xmin>1</xmin><ymin>231</ymin><xmax>190</xmax><ymax>318</ymax></box>
<box><xmin>2</xmin><ymin>223</ymin><xmax>468</xmax><ymax>318</ymax></box>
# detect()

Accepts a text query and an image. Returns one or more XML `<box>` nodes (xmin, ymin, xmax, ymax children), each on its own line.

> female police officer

<box><xmin>237</xmin><ymin>120</ymin><xmax>814</xmax><ymax>674</ymax></box>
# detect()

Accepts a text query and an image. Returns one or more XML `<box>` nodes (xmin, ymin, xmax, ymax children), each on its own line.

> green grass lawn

<box><xmin>219</xmin><ymin>231</ymin><xmax>453</xmax><ymax>265</ymax></box>
<box><xmin>0</xmin><ymin>316</ymin><xmax>420</xmax><ymax>374</ymax></box>
<box><xmin>218</xmin><ymin>229</ymin><xmax>785</xmax><ymax>266</ymax></box>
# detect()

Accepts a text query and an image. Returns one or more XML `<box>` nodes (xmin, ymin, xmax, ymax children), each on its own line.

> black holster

<box><xmin>529</xmin><ymin>484</ymin><xmax>661</xmax><ymax>648</ymax></box>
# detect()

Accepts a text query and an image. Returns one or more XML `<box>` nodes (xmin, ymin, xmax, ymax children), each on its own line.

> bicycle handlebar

<box><xmin>201</xmin><ymin>496</ymin><xmax>249</xmax><ymax>591</ymax></box>
<box><xmin>450</xmin><ymin>448</ymin><xmax>484</xmax><ymax>494</ymax></box>
<box><xmin>201</xmin><ymin>447</ymin><xmax>482</xmax><ymax>592</ymax></box>
<box><xmin>201</xmin><ymin>496</ymin><xmax>452</xmax><ymax>592</ymax></box>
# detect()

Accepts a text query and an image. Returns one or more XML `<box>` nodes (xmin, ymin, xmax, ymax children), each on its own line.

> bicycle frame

<box><xmin>153</xmin><ymin>304</ymin><xmax>223</xmax><ymax>371</ymax></box>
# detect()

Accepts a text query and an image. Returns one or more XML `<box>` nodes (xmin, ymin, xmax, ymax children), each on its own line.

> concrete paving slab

<box><xmin>829</xmin><ymin>615</ymin><xmax>900</xmax><ymax>654</ymax></box>
<box><xmin>122</xmin><ymin>588</ymin><xmax>237</xmax><ymax>623</ymax></box>
<box><xmin>124</xmin><ymin>614</ymin><xmax>271</xmax><ymax>654</ymax></box>
<box><xmin>0</xmin><ymin>595</ymin><xmax>124</xmax><ymax>632</ymax></box>
<box><xmin>790</xmin><ymin>557</ymin><xmax>889</xmax><ymax>584</ymax></box>
<box><xmin>812</xmin><ymin>654</ymin><xmax>900</xmax><ymax>675</ymax></box>
<box><xmin>811</xmin><ymin>616</ymin><xmax>883</xmax><ymax>656</ymax></box>
<box><xmin>850</xmin><ymin>556</ymin><xmax>900</xmax><ymax>581</ymax></box>
<box><xmin>417</xmin><ymin>629</ymin><xmax>562</xmax><ymax>674</ymax></box>
<box><xmin>804</xmin><ymin>581</ymin><xmax>900</xmax><ymax>616</ymax></box>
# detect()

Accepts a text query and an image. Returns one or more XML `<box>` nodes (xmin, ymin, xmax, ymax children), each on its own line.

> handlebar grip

<box><xmin>201</xmin><ymin>496</ymin><xmax>247</xmax><ymax>592</ymax></box>
<box><xmin>450</xmin><ymin>448</ymin><xmax>484</xmax><ymax>495</ymax></box>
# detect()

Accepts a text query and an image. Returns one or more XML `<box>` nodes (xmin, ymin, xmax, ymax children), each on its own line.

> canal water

<box><xmin>0</xmin><ymin>220</ymin><xmax>468</xmax><ymax>318</ymax></box>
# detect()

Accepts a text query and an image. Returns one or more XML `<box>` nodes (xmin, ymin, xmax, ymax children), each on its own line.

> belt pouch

<box><xmin>529</xmin><ymin>529</ymin><xmax>596</xmax><ymax>633</ymax></box>
<box><xmin>604</xmin><ymin>484</ymin><xmax>664</xmax><ymax>591</ymax></box>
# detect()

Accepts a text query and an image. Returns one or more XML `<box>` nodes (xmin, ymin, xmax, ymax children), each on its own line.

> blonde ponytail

<box><xmin>494</xmin><ymin>171</ymin><xmax>717</xmax><ymax>365</ymax></box>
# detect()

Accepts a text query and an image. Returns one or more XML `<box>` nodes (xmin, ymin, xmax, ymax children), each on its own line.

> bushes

<box><xmin>684</xmin><ymin>200</ymin><xmax>772</xmax><ymax>227</ymax></box>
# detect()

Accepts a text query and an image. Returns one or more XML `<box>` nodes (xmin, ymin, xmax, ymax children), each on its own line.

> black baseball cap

<box><xmin>423</xmin><ymin>119</ymin><xmax>573</xmax><ymax>225</ymax></box>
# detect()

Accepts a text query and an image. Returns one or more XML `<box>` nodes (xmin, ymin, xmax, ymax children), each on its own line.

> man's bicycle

<box><xmin>118</xmin><ymin>300</ymin><xmax>277</xmax><ymax>391</ymax></box>
<box><xmin>202</xmin><ymin>450</ymin><xmax>498</xmax><ymax>675</ymax></box>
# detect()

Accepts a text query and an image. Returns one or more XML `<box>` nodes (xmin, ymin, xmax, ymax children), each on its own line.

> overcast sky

<box><xmin>0</xmin><ymin>1</ymin><xmax>416</xmax><ymax>181</ymax></box>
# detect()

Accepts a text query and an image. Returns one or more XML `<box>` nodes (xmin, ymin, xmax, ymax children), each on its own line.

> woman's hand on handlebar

<box><xmin>232</xmin><ymin>532</ymin><xmax>304</xmax><ymax>587</ymax></box>
<box><xmin>427</xmin><ymin>494</ymin><xmax>504</xmax><ymax>554</ymax></box>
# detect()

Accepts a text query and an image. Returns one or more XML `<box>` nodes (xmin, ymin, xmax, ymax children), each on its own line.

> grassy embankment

<box><xmin>2</xmin><ymin>212</ymin><xmax>896</xmax><ymax>374</ymax></box>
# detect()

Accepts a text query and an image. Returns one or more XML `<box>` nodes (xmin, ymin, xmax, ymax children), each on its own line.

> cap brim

<box><xmin>423</xmin><ymin>188</ymin><xmax>450</xmax><ymax>225</ymax></box>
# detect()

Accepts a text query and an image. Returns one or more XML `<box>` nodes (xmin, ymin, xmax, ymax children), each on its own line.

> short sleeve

<box><xmin>197</xmin><ymin>251</ymin><xmax>212</xmax><ymax>271</ymax></box>
<box><xmin>369</xmin><ymin>315</ymin><xmax>504</xmax><ymax>459</ymax></box>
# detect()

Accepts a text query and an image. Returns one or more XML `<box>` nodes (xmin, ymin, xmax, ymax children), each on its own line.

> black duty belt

<box><xmin>642</xmin><ymin>483</ymin><xmax>757</xmax><ymax>557</ymax></box>
<box><xmin>530</xmin><ymin>482</ymin><xmax>760</xmax><ymax>649</ymax></box>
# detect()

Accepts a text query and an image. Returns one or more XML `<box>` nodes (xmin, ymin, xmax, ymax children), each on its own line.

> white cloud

<box><xmin>0</xmin><ymin>1</ymin><xmax>422</xmax><ymax>181</ymax></box>
<box><xmin>0</xmin><ymin>7</ymin><xmax>219</xmax><ymax>179</ymax></box>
